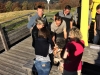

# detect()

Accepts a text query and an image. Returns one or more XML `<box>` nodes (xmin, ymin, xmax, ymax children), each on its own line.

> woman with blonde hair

<box><xmin>62</xmin><ymin>27</ymin><xmax>84</xmax><ymax>75</ymax></box>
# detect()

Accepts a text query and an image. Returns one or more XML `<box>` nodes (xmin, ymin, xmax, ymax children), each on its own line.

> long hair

<box><xmin>69</xmin><ymin>27</ymin><xmax>82</xmax><ymax>42</ymax></box>
<box><xmin>61</xmin><ymin>27</ymin><xmax>83</xmax><ymax>58</ymax></box>
<box><xmin>38</xmin><ymin>27</ymin><xmax>50</xmax><ymax>39</ymax></box>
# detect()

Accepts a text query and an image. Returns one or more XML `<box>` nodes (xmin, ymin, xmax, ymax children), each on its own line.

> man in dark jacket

<box><xmin>54</xmin><ymin>5</ymin><xmax>73</xmax><ymax>37</ymax></box>
<box><xmin>93</xmin><ymin>4</ymin><xmax>100</xmax><ymax>44</ymax></box>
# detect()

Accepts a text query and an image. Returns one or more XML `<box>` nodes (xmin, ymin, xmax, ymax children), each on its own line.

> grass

<box><xmin>0</xmin><ymin>10</ymin><xmax>60</xmax><ymax>23</ymax></box>
<box><xmin>45</xmin><ymin>10</ymin><xmax>60</xmax><ymax>22</ymax></box>
<box><xmin>0</xmin><ymin>9</ymin><xmax>76</xmax><ymax>32</ymax></box>
<box><xmin>0</xmin><ymin>10</ymin><xmax>59</xmax><ymax>23</ymax></box>
<box><xmin>0</xmin><ymin>10</ymin><xmax>35</xmax><ymax>23</ymax></box>
<box><xmin>0</xmin><ymin>10</ymin><xmax>59</xmax><ymax>32</ymax></box>
<box><xmin>0</xmin><ymin>9</ymin><xmax>76</xmax><ymax>23</ymax></box>
<box><xmin>6</xmin><ymin>19</ymin><xmax>28</xmax><ymax>32</ymax></box>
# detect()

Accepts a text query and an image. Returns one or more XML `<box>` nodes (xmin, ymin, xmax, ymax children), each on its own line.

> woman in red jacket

<box><xmin>62</xmin><ymin>27</ymin><xmax>84</xmax><ymax>75</ymax></box>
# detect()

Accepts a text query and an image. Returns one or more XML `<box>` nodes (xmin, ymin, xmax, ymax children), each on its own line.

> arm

<box><xmin>27</xmin><ymin>15</ymin><xmax>37</xmax><ymax>30</ymax></box>
<box><xmin>88</xmin><ymin>25</ymin><xmax>90</xmax><ymax>30</ymax></box>
<box><xmin>31</xmin><ymin>27</ymin><xmax>35</xmax><ymax>47</ymax></box>
<box><xmin>88</xmin><ymin>10</ymin><xmax>92</xmax><ymax>30</ymax></box>
<box><xmin>70</xmin><ymin>21</ymin><xmax>73</xmax><ymax>29</ymax></box>
<box><xmin>63</xmin><ymin>49</ymin><xmax>68</xmax><ymax>59</ymax></box>
<box><xmin>48</xmin><ymin>34</ymin><xmax>55</xmax><ymax>49</ymax></box>
<box><xmin>51</xmin><ymin>23</ymin><xmax>56</xmax><ymax>45</ymax></box>
<box><xmin>73</xmin><ymin>8</ymin><xmax>78</xmax><ymax>25</ymax></box>
<box><xmin>70</xmin><ymin>14</ymin><xmax>73</xmax><ymax>29</ymax></box>
<box><xmin>94</xmin><ymin>22</ymin><xmax>97</xmax><ymax>36</ymax></box>
<box><xmin>63</xmin><ymin>21</ymin><xmax>67</xmax><ymax>39</ymax></box>
<box><xmin>63</xmin><ymin>28</ymin><xmax>67</xmax><ymax>39</ymax></box>
<box><xmin>52</xmin><ymin>35</ymin><xmax>56</xmax><ymax>45</ymax></box>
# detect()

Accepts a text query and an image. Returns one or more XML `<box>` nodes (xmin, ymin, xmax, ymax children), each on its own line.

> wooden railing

<box><xmin>0</xmin><ymin>25</ymin><xmax>9</xmax><ymax>51</ymax></box>
<box><xmin>0</xmin><ymin>12</ymin><xmax>34</xmax><ymax>51</ymax></box>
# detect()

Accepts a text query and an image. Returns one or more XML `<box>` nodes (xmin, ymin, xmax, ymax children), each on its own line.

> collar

<box><xmin>36</xmin><ymin>13</ymin><xmax>46</xmax><ymax>18</ymax></box>
<box><xmin>63</xmin><ymin>10</ymin><xmax>70</xmax><ymax>16</ymax></box>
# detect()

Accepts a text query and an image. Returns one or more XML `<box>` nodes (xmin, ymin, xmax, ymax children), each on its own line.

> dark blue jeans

<box><xmin>93</xmin><ymin>30</ymin><xmax>100</xmax><ymax>44</ymax></box>
<box><xmin>34</xmin><ymin>60</ymin><xmax>51</xmax><ymax>75</ymax></box>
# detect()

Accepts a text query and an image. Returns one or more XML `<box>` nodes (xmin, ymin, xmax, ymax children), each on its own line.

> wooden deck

<box><xmin>0</xmin><ymin>36</ymin><xmax>89</xmax><ymax>75</ymax></box>
<box><xmin>0</xmin><ymin>36</ymin><xmax>62</xmax><ymax>75</ymax></box>
<box><xmin>0</xmin><ymin>36</ymin><xmax>34</xmax><ymax>75</ymax></box>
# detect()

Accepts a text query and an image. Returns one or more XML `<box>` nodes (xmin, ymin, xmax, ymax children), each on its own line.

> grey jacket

<box><xmin>27</xmin><ymin>13</ymin><xmax>48</xmax><ymax>29</ymax></box>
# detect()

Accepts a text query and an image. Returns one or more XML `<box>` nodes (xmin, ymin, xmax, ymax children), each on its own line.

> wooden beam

<box><xmin>80</xmin><ymin>0</ymin><xmax>89</xmax><ymax>46</ymax></box>
<box><xmin>0</xmin><ymin>25</ymin><xmax>9</xmax><ymax>51</ymax></box>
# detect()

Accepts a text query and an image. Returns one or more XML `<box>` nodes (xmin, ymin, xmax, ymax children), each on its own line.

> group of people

<box><xmin>27</xmin><ymin>1</ymin><xmax>100</xmax><ymax>75</ymax></box>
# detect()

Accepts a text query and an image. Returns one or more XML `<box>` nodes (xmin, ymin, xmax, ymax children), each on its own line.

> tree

<box><xmin>59</xmin><ymin>0</ymin><xmax>93</xmax><ymax>9</ymax></box>
<box><xmin>49</xmin><ymin>3</ymin><xmax>61</xmax><ymax>9</ymax></box>
<box><xmin>28</xmin><ymin>2</ymin><xmax>34</xmax><ymax>10</ymax></box>
<box><xmin>14</xmin><ymin>7</ymin><xmax>21</xmax><ymax>11</ymax></box>
<box><xmin>12</xmin><ymin>1</ymin><xmax>21</xmax><ymax>11</ymax></box>
<box><xmin>59</xmin><ymin>0</ymin><xmax>79</xmax><ymax>9</ymax></box>
<box><xmin>5</xmin><ymin>1</ymin><xmax>12</xmax><ymax>12</ymax></box>
<box><xmin>33</xmin><ymin>2</ymin><xmax>45</xmax><ymax>9</ymax></box>
<box><xmin>0</xmin><ymin>2</ymin><xmax>6</xmax><ymax>12</ymax></box>
<box><xmin>22</xmin><ymin>1</ymin><xmax>28</xmax><ymax>10</ymax></box>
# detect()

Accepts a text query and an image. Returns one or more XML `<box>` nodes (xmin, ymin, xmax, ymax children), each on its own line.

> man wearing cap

<box><xmin>27</xmin><ymin>5</ymin><xmax>48</xmax><ymax>32</ymax></box>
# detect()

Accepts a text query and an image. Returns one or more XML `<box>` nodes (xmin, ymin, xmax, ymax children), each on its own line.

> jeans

<box><xmin>34</xmin><ymin>60</ymin><xmax>51</xmax><ymax>75</ymax></box>
<box><xmin>93</xmin><ymin>30</ymin><xmax>100</xmax><ymax>44</ymax></box>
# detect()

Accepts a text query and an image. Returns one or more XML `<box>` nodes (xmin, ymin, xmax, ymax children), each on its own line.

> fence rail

<box><xmin>0</xmin><ymin>13</ymin><xmax>33</xmax><ymax>51</ymax></box>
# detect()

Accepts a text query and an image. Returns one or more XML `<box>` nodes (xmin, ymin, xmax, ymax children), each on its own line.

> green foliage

<box><xmin>22</xmin><ymin>1</ymin><xmax>28</xmax><ymax>10</ymax></box>
<box><xmin>28</xmin><ymin>2</ymin><xmax>34</xmax><ymax>10</ymax></box>
<box><xmin>12</xmin><ymin>2</ymin><xmax>21</xmax><ymax>11</ymax></box>
<box><xmin>14</xmin><ymin>7</ymin><xmax>21</xmax><ymax>11</ymax></box>
<box><xmin>33</xmin><ymin>2</ymin><xmax>45</xmax><ymax>9</ymax></box>
<box><xmin>5</xmin><ymin>1</ymin><xmax>12</xmax><ymax>12</ymax></box>
<box><xmin>0</xmin><ymin>2</ymin><xmax>6</xmax><ymax>13</ymax></box>
<box><xmin>49</xmin><ymin>3</ymin><xmax>61</xmax><ymax>10</ymax></box>
<box><xmin>1</xmin><ymin>10</ymin><xmax>59</xmax><ymax>31</ymax></box>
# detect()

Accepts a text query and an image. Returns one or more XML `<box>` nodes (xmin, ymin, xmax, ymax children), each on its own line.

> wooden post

<box><xmin>0</xmin><ymin>25</ymin><xmax>9</xmax><ymax>51</ymax></box>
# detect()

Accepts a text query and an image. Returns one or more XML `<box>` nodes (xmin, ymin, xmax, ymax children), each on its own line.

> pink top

<box><xmin>64</xmin><ymin>40</ymin><xmax>84</xmax><ymax>71</ymax></box>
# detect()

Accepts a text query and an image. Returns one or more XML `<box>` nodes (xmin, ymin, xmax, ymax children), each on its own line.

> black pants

<box><xmin>49</xmin><ymin>53</ymin><xmax>54</xmax><ymax>67</ymax></box>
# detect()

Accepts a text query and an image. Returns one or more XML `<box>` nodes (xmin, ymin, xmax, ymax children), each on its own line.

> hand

<box><xmin>75</xmin><ymin>22</ymin><xmax>77</xmax><ymax>25</ymax></box>
<box><xmin>94</xmin><ymin>30</ymin><xmax>97</xmax><ymax>36</ymax></box>
<box><xmin>54</xmin><ymin>44</ymin><xmax>58</xmax><ymax>48</ymax></box>
<box><xmin>88</xmin><ymin>25</ymin><xmax>90</xmax><ymax>30</ymax></box>
<box><xmin>30</xmin><ymin>27</ymin><xmax>33</xmax><ymax>33</ymax></box>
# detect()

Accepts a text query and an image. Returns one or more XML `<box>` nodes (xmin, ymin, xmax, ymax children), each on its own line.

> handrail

<box><xmin>0</xmin><ymin>12</ymin><xmax>34</xmax><ymax>25</ymax></box>
<box><xmin>0</xmin><ymin>24</ymin><xmax>9</xmax><ymax>51</ymax></box>
<box><xmin>0</xmin><ymin>12</ymin><xmax>34</xmax><ymax>51</ymax></box>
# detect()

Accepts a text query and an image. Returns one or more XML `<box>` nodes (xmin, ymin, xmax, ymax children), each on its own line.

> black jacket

<box><xmin>32</xmin><ymin>26</ymin><xmax>54</xmax><ymax>57</ymax></box>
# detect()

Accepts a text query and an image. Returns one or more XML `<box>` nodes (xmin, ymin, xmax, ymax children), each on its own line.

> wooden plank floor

<box><xmin>0</xmin><ymin>36</ymin><xmax>34</xmax><ymax>75</ymax></box>
<box><xmin>0</xmin><ymin>36</ymin><xmax>87</xmax><ymax>75</ymax></box>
